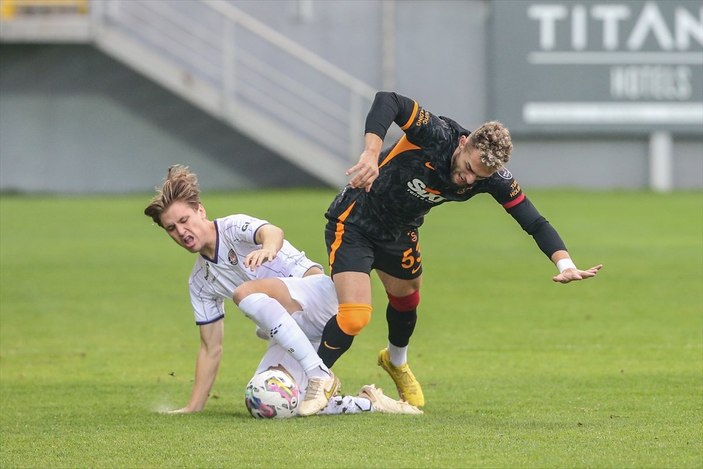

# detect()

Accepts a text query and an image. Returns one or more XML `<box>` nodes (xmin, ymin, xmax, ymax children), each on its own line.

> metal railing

<box><xmin>0</xmin><ymin>0</ymin><xmax>378</xmax><ymax>185</ymax></box>
<box><xmin>94</xmin><ymin>0</ymin><xmax>377</xmax><ymax>185</ymax></box>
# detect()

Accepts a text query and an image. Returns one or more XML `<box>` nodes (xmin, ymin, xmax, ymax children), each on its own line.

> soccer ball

<box><xmin>244</xmin><ymin>368</ymin><xmax>299</xmax><ymax>419</ymax></box>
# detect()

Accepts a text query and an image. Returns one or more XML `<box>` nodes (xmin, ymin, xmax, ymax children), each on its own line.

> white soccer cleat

<box><xmin>357</xmin><ymin>384</ymin><xmax>423</xmax><ymax>415</ymax></box>
<box><xmin>298</xmin><ymin>371</ymin><xmax>341</xmax><ymax>416</ymax></box>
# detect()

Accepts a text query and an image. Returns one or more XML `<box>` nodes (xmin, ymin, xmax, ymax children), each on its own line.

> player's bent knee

<box><xmin>234</xmin><ymin>292</ymin><xmax>270</xmax><ymax>321</ymax></box>
<box><xmin>233</xmin><ymin>280</ymin><xmax>275</xmax><ymax>305</ymax></box>
<box><xmin>337</xmin><ymin>303</ymin><xmax>372</xmax><ymax>336</ymax></box>
<box><xmin>232</xmin><ymin>284</ymin><xmax>256</xmax><ymax>305</ymax></box>
<box><xmin>387</xmin><ymin>290</ymin><xmax>420</xmax><ymax>311</ymax></box>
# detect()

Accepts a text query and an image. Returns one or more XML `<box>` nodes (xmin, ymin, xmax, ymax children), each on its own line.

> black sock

<box><xmin>317</xmin><ymin>315</ymin><xmax>354</xmax><ymax>368</ymax></box>
<box><xmin>386</xmin><ymin>303</ymin><xmax>417</xmax><ymax>347</ymax></box>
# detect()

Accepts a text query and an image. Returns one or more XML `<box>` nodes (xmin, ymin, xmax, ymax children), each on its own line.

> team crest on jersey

<box><xmin>497</xmin><ymin>168</ymin><xmax>512</xmax><ymax>179</ymax></box>
<box><xmin>407</xmin><ymin>179</ymin><xmax>446</xmax><ymax>203</ymax></box>
<box><xmin>228</xmin><ymin>249</ymin><xmax>238</xmax><ymax>265</ymax></box>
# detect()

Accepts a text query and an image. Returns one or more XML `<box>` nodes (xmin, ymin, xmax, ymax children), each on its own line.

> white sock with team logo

<box><xmin>388</xmin><ymin>343</ymin><xmax>408</xmax><ymax>367</ymax></box>
<box><xmin>238</xmin><ymin>293</ymin><xmax>330</xmax><ymax>379</ymax></box>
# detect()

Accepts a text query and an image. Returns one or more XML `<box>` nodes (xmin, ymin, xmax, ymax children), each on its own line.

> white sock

<box><xmin>238</xmin><ymin>293</ymin><xmax>330</xmax><ymax>378</ymax></box>
<box><xmin>388</xmin><ymin>343</ymin><xmax>408</xmax><ymax>367</ymax></box>
<box><xmin>318</xmin><ymin>395</ymin><xmax>372</xmax><ymax>415</ymax></box>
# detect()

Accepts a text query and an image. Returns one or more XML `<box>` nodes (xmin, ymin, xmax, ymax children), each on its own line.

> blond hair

<box><xmin>468</xmin><ymin>121</ymin><xmax>513</xmax><ymax>168</ymax></box>
<box><xmin>144</xmin><ymin>165</ymin><xmax>201</xmax><ymax>226</ymax></box>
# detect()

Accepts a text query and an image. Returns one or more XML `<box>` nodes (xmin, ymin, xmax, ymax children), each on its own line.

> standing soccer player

<box><xmin>144</xmin><ymin>165</ymin><xmax>338</xmax><ymax>416</ymax></box>
<box><xmin>318</xmin><ymin>91</ymin><xmax>603</xmax><ymax>406</ymax></box>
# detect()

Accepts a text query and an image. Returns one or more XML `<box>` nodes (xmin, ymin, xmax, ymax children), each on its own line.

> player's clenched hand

<box><xmin>347</xmin><ymin>149</ymin><xmax>380</xmax><ymax>192</ymax></box>
<box><xmin>552</xmin><ymin>264</ymin><xmax>603</xmax><ymax>284</ymax></box>
<box><xmin>244</xmin><ymin>248</ymin><xmax>277</xmax><ymax>271</ymax></box>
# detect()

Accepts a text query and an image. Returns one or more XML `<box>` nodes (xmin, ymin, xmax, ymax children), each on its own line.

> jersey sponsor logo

<box><xmin>497</xmin><ymin>168</ymin><xmax>513</xmax><ymax>179</ymax></box>
<box><xmin>407</xmin><ymin>178</ymin><xmax>446</xmax><ymax>203</ymax></box>
<box><xmin>228</xmin><ymin>249</ymin><xmax>238</xmax><ymax>265</ymax></box>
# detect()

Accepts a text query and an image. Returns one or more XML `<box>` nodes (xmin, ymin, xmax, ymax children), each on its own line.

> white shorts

<box><xmin>280</xmin><ymin>274</ymin><xmax>338</xmax><ymax>346</ymax></box>
<box><xmin>254</xmin><ymin>274</ymin><xmax>338</xmax><ymax>390</ymax></box>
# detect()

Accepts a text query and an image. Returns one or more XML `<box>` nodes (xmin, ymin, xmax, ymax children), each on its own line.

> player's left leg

<box><xmin>376</xmin><ymin>271</ymin><xmax>422</xmax><ymax>364</ymax></box>
<box><xmin>375</xmin><ymin>271</ymin><xmax>425</xmax><ymax>407</ymax></box>
<box><xmin>373</xmin><ymin>229</ymin><xmax>425</xmax><ymax>406</ymax></box>
<box><xmin>233</xmin><ymin>279</ymin><xmax>339</xmax><ymax>416</ymax></box>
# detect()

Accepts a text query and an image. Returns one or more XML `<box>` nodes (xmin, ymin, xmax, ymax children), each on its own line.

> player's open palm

<box><xmin>552</xmin><ymin>264</ymin><xmax>603</xmax><ymax>284</ymax></box>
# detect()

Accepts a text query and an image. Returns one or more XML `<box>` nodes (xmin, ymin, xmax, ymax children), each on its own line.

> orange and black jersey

<box><xmin>325</xmin><ymin>92</ymin><xmax>566</xmax><ymax>258</ymax></box>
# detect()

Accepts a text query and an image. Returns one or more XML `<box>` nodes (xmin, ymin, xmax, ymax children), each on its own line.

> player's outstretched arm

<box><xmin>550</xmin><ymin>250</ymin><xmax>603</xmax><ymax>284</ymax></box>
<box><xmin>168</xmin><ymin>320</ymin><xmax>224</xmax><ymax>414</ymax></box>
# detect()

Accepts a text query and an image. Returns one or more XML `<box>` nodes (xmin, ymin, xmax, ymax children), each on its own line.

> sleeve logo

<box><xmin>497</xmin><ymin>168</ymin><xmax>513</xmax><ymax>179</ymax></box>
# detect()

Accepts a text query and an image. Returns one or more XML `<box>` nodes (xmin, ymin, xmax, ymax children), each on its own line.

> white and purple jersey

<box><xmin>188</xmin><ymin>214</ymin><xmax>320</xmax><ymax>325</ymax></box>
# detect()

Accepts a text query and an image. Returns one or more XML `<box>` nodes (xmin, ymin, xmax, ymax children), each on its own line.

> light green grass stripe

<box><xmin>1</xmin><ymin>190</ymin><xmax>701</xmax><ymax>468</ymax></box>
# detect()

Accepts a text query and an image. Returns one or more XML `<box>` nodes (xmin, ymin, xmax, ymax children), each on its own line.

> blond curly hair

<box><xmin>468</xmin><ymin>121</ymin><xmax>513</xmax><ymax>169</ymax></box>
<box><xmin>144</xmin><ymin>165</ymin><xmax>201</xmax><ymax>226</ymax></box>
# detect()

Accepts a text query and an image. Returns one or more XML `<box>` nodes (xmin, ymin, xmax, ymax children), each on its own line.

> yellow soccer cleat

<box><xmin>377</xmin><ymin>348</ymin><xmax>425</xmax><ymax>407</ymax></box>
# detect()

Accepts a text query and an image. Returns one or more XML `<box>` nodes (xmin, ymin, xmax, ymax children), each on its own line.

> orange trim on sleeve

<box><xmin>400</xmin><ymin>101</ymin><xmax>419</xmax><ymax>130</ymax></box>
<box><xmin>378</xmin><ymin>135</ymin><xmax>421</xmax><ymax>170</ymax></box>
<box><xmin>329</xmin><ymin>201</ymin><xmax>356</xmax><ymax>267</ymax></box>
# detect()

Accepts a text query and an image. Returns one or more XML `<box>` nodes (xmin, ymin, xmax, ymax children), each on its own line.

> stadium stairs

<box><xmin>0</xmin><ymin>0</ymin><xmax>376</xmax><ymax>188</ymax></box>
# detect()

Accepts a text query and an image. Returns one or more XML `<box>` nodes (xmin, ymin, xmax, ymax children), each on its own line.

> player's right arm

<box><xmin>347</xmin><ymin>133</ymin><xmax>383</xmax><ymax>192</ymax></box>
<box><xmin>169</xmin><ymin>319</ymin><xmax>224</xmax><ymax>414</ymax></box>
<box><xmin>347</xmin><ymin>91</ymin><xmax>418</xmax><ymax>191</ymax></box>
<box><xmin>243</xmin><ymin>223</ymin><xmax>285</xmax><ymax>271</ymax></box>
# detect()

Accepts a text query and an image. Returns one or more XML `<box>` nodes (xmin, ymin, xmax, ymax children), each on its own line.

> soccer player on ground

<box><xmin>144</xmin><ymin>165</ymin><xmax>338</xmax><ymax>416</ymax></box>
<box><xmin>318</xmin><ymin>91</ymin><xmax>603</xmax><ymax>407</ymax></box>
<box><xmin>240</xmin><ymin>275</ymin><xmax>421</xmax><ymax>416</ymax></box>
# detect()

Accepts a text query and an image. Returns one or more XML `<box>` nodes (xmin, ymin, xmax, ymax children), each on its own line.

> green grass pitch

<box><xmin>1</xmin><ymin>189</ymin><xmax>701</xmax><ymax>468</ymax></box>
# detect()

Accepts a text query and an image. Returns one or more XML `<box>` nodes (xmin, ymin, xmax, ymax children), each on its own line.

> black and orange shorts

<box><xmin>324</xmin><ymin>219</ymin><xmax>422</xmax><ymax>280</ymax></box>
